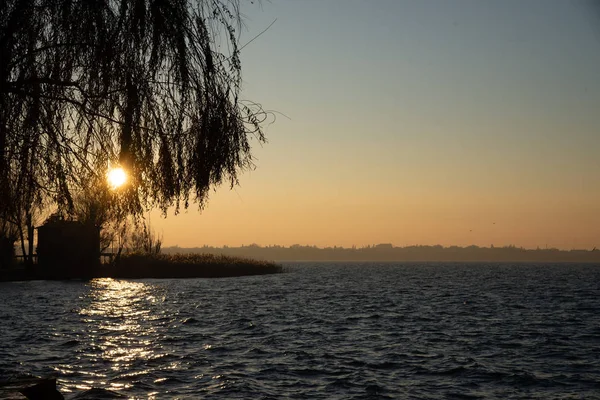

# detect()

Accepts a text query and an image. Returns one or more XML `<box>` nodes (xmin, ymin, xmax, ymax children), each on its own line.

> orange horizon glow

<box><xmin>150</xmin><ymin>178</ymin><xmax>600</xmax><ymax>252</ymax></box>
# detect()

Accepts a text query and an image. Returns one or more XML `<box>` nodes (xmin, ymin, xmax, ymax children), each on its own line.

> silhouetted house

<box><xmin>37</xmin><ymin>215</ymin><xmax>100</xmax><ymax>277</ymax></box>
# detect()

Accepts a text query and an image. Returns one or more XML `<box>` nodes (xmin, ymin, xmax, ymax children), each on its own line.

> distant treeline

<box><xmin>162</xmin><ymin>244</ymin><xmax>600</xmax><ymax>263</ymax></box>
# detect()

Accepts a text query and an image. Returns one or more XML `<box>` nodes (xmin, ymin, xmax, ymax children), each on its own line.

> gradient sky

<box><xmin>152</xmin><ymin>0</ymin><xmax>600</xmax><ymax>250</ymax></box>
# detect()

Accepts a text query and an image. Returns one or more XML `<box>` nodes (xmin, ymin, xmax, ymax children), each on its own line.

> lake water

<box><xmin>1</xmin><ymin>262</ymin><xmax>599</xmax><ymax>399</ymax></box>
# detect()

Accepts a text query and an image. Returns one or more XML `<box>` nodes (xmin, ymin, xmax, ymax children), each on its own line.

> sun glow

<box><xmin>107</xmin><ymin>167</ymin><xmax>127</xmax><ymax>189</ymax></box>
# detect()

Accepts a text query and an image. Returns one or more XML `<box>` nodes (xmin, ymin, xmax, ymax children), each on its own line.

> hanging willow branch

<box><xmin>0</xmin><ymin>0</ymin><xmax>267</xmax><ymax>218</ymax></box>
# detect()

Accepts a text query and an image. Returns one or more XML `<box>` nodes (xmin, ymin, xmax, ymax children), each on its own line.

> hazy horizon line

<box><xmin>163</xmin><ymin>243</ymin><xmax>599</xmax><ymax>252</ymax></box>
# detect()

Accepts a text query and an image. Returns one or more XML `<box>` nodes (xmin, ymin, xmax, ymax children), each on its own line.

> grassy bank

<box><xmin>0</xmin><ymin>253</ymin><xmax>282</xmax><ymax>281</ymax></box>
<box><xmin>106</xmin><ymin>252</ymin><xmax>283</xmax><ymax>279</ymax></box>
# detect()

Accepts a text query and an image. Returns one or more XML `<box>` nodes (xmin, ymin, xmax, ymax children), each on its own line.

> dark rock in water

<box><xmin>19</xmin><ymin>378</ymin><xmax>63</xmax><ymax>400</ymax></box>
<box><xmin>70</xmin><ymin>388</ymin><xmax>125</xmax><ymax>399</ymax></box>
<box><xmin>12</xmin><ymin>380</ymin><xmax>124</xmax><ymax>400</ymax></box>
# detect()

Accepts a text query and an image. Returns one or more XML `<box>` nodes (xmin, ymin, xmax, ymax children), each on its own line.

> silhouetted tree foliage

<box><xmin>127</xmin><ymin>221</ymin><xmax>162</xmax><ymax>255</ymax></box>
<box><xmin>0</xmin><ymin>0</ymin><xmax>267</xmax><ymax>225</ymax></box>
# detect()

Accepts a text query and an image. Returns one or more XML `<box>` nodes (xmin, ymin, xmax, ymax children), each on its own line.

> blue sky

<box><xmin>154</xmin><ymin>0</ymin><xmax>600</xmax><ymax>249</ymax></box>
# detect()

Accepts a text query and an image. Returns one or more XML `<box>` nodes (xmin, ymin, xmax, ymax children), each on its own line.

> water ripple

<box><xmin>0</xmin><ymin>263</ymin><xmax>600</xmax><ymax>399</ymax></box>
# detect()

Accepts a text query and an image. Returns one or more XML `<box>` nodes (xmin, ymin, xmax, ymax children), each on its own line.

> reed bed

<box><xmin>109</xmin><ymin>252</ymin><xmax>283</xmax><ymax>278</ymax></box>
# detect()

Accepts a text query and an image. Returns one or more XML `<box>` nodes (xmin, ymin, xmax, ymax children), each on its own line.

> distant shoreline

<box><xmin>162</xmin><ymin>245</ymin><xmax>600</xmax><ymax>263</ymax></box>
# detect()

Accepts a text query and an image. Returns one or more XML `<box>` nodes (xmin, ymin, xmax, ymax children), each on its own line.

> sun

<box><xmin>107</xmin><ymin>167</ymin><xmax>127</xmax><ymax>189</ymax></box>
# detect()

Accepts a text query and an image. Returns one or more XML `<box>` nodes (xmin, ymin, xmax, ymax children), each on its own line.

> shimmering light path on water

<box><xmin>1</xmin><ymin>263</ymin><xmax>600</xmax><ymax>399</ymax></box>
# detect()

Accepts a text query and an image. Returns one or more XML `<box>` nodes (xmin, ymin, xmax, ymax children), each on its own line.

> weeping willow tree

<box><xmin>0</xmin><ymin>0</ymin><xmax>267</xmax><ymax>238</ymax></box>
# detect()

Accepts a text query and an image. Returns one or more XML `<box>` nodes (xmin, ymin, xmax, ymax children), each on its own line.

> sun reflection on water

<box><xmin>65</xmin><ymin>278</ymin><xmax>171</xmax><ymax>394</ymax></box>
